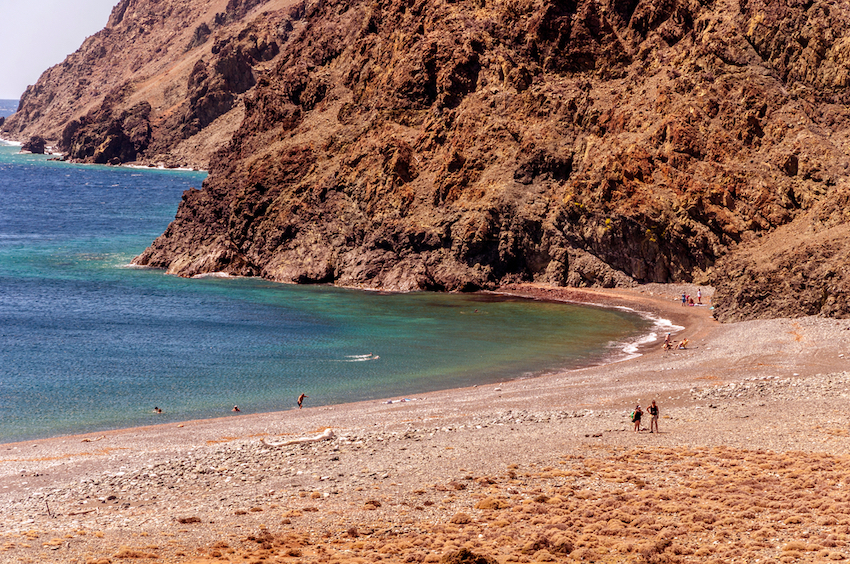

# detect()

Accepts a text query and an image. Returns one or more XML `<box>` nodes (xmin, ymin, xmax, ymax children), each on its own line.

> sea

<box><xmin>0</xmin><ymin>100</ymin><xmax>18</xmax><ymax>118</ymax></box>
<box><xmin>0</xmin><ymin>142</ymin><xmax>664</xmax><ymax>444</ymax></box>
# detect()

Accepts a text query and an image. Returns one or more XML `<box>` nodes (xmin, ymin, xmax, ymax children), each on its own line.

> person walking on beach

<box><xmin>648</xmin><ymin>400</ymin><xmax>659</xmax><ymax>433</ymax></box>
<box><xmin>632</xmin><ymin>404</ymin><xmax>643</xmax><ymax>431</ymax></box>
<box><xmin>297</xmin><ymin>393</ymin><xmax>308</xmax><ymax>409</ymax></box>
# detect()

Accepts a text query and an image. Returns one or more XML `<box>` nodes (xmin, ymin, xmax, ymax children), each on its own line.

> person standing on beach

<box><xmin>681</xmin><ymin>292</ymin><xmax>686</xmax><ymax>306</ymax></box>
<box><xmin>632</xmin><ymin>405</ymin><xmax>643</xmax><ymax>431</ymax></box>
<box><xmin>697</xmin><ymin>288</ymin><xmax>702</xmax><ymax>304</ymax></box>
<box><xmin>297</xmin><ymin>393</ymin><xmax>308</xmax><ymax>409</ymax></box>
<box><xmin>648</xmin><ymin>400</ymin><xmax>659</xmax><ymax>433</ymax></box>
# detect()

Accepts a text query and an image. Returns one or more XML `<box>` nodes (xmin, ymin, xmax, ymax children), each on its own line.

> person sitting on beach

<box><xmin>632</xmin><ymin>405</ymin><xmax>643</xmax><ymax>431</ymax></box>
<box><xmin>232</xmin><ymin>405</ymin><xmax>240</xmax><ymax>412</ymax></box>
<box><xmin>678</xmin><ymin>338</ymin><xmax>689</xmax><ymax>349</ymax></box>
<box><xmin>648</xmin><ymin>400</ymin><xmax>659</xmax><ymax>433</ymax></box>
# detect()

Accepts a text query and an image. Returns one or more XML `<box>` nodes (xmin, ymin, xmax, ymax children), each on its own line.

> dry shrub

<box><xmin>569</xmin><ymin>547</ymin><xmax>599</xmax><ymax>561</ymax></box>
<box><xmin>782</xmin><ymin>541</ymin><xmax>808</xmax><ymax>552</ymax></box>
<box><xmin>631</xmin><ymin>515</ymin><xmax>656</xmax><ymax>528</ymax></box>
<box><xmin>785</xmin><ymin>515</ymin><xmax>803</xmax><ymax>524</ymax></box>
<box><xmin>547</xmin><ymin>533</ymin><xmax>574</xmax><ymax>554</ymax></box>
<box><xmin>450</xmin><ymin>513</ymin><xmax>472</xmax><ymax>524</ymax></box>
<box><xmin>175</xmin><ymin>516</ymin><xmax>201</xmax><ymax>524</ymax></box>
<box><xmin>475</xmin><ymin>497</ymin><xmax>509</xmax><ymax>510</ymax></box>
<box><xmin>86</xmin><ymin>559</ymin><xmax>111</xmax><ymax>564</ymax></box>
<box><xmin>821</xmin><ymin>535</ymin><xmax>839</xmax><ymax>547</ymax></box>
<box><xmin>519</xmin><ymin>537</ymin><xmax>548</xmax><ymax>555</ymax></box>
<box><xmin>531</xmin><ymin>549</ymin><xmax>555</xmax><ymax>561</ymax></box>
<box><xmin>439</xmin><ymin>548</ymin><xmax>499</xmax><ymax>564</ymax></box>
<box><xmin>686</xmin><ymin>511</ymin><xmax>716</xmax><ymax>524</ymax></box>
<box><xmin>113</xmin><ymin>547</ymin><xmax>157</xmax><ymax>559</ymax></box>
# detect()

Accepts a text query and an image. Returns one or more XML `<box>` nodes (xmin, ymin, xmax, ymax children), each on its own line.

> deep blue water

<box><xmin>0</xmin><ymin>100</ymin><xmax>18</xmax><ymax>118</ymax></box>
<box><xmin>0</xmin><ymin>144</ymin><xmax>654</xmax><ymax>443</ymax></box>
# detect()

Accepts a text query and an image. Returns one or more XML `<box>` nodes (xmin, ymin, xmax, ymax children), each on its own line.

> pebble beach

<box><xmin>3</xmin><ymin>283</ymin><xmax>850</xmax><ymax>564</ymax></box>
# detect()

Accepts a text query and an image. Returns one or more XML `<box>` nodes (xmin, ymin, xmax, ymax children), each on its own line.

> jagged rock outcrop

<box><xmin>21</xmin><ymin>135</ymin><xmax>46</xmax><ymax>154</ymax></box>
<box><xmin>1</xmin><ymin>0</ymin><xmax>288</xmax><ymax>168</ymax></box>
<box><xmin>7</xmin><ymin>0</ymin><xmax>850</xmax><ymax>319</ymax></box>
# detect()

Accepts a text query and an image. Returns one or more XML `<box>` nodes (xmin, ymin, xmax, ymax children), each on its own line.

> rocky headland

<box><xmin>3</xmin><ymin>0</ymin><xmax>850</xmax><ymax>319</ymax></box>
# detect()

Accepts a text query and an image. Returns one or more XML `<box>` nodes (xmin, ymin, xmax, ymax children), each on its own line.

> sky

<box><xmin>0</xmin><ymin>0</ymin><xmax>118</xmax><ymax>100</ymax></box>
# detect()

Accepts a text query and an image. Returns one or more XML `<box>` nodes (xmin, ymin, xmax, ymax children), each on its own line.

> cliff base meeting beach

<box><xmin>2</xmin><ymin>284</ymin><xmax>850</xmax><ymax>564</ymax></box>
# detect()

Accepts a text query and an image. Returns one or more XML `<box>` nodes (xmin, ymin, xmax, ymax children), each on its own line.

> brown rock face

<box><xmin>21</xmin><ymin>135</ymin><xmax>46</xmax><ymax>154</ymax></box>
<box><xmin>7</xmin><ymin>0</ymin><xmax>850</xmax><ymax>319</ymax></box>
<box><xmin>2</xmin><ymin>0</ymin><xmax>288</xmax><ymax>168</ymax></box>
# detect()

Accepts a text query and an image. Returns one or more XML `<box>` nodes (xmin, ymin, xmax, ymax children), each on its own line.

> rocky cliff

<box><xmin>6</xmin><ymin>0</ymin><xmax>850</xmax><ymax>320</ymax></box>
<box><xmin>2</xmin><ymin>0</ymin><xmax>288</xmax><ymax>168</ymax></box>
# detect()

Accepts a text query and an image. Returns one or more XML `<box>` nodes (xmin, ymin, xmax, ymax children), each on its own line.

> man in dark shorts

<box><xmin>648</xmin><ymin>400</ymin><xmax>659</xmax><ymax>433</ymax></box>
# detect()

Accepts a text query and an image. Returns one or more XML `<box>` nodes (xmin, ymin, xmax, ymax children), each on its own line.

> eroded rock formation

<box><xmin>2</xmin><ymin>0</ymin><xmax>286</xmax><ymax>168</ymax></box>
<box><xmin>5</xmin><ymin>0</ymin><xmax>850</xmax><ymax>319</ymax></box>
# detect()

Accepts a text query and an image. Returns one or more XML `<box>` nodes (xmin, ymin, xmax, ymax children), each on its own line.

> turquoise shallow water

<box><xmin>0</xmin><ymin>144</ymin><xmax>654</xmax><ymax>443</ymax></box>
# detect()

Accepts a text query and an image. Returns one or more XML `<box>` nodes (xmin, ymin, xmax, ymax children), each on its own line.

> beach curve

<box><xmin>2</xmin><ymin>283</ymin><xmax>850</xmax><ymax>563</ymax></box>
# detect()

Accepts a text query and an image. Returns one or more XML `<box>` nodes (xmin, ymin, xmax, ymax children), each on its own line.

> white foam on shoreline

<box><xmin>124</xmin><ymin>163</ymin><xmax>206</xmax><ymax>172</ymax></box>
<box><xmin>604</xmin><ymin>305</ymin><xmax>685</xmax><ymax>363</ymax></box>
<box><xmin>0</xmin><ymin>138</ymin><xmax>23</xmax><ymax>147</ymax></box>
<box><xmin>493</xmin><ymin>290</ymin><xmax>687</xmax><ymax>370</ymax></box>
<box><xmin>191</xmin><ymin>271</ymin><xmax>236</xmax><ymax>279</ymax></box>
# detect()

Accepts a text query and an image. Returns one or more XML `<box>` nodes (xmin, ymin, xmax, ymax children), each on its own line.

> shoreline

<box><xmin>0</xmin><ymin>283</ymin><xmax>697</xmax><ymax>447</ymax></box>
<box><xmin>4</xmin><ymin>283</ymin><xmax>850</xmax><ymax>564</ymax></box>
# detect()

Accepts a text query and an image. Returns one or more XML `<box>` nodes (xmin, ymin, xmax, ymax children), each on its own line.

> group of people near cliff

<box><xmin>630</xmin><ymin>400</ymin><xmax>659</xmax><ymax>432</ymax></box>
<box><xmin>681</xmin><ymin>288</ymin><xmax>703</xmax><ymax>306</ymax></box>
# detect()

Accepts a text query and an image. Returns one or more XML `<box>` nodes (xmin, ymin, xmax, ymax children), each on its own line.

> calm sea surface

<box><xmin>0</xmin><ymin>144</ymin><xmax>655</xmax><ymax>443</ymax></box>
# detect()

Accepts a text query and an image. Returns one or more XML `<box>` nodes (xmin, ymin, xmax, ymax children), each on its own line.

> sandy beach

<box><xmin>3</xmin><ymin>283</ymin><xmax>850</xmax><ymax>564</ymax></box>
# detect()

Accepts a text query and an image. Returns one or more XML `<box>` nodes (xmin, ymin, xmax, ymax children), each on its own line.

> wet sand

<box><xmin>3</xmin><ymin>283</ymin><xmax>850</xmax><ymax>564</ymax></box>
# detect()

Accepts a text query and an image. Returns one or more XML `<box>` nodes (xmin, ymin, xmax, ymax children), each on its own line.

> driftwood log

<box><xmin>261</xmin><ymin>428</ymin><xmax>334</xmax><ymax>447</ymax></box>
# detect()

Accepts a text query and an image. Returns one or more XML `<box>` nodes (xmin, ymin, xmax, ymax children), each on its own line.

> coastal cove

<box><xmin>0</xmin><ymin>144</ymin><xmax>658</xmax><ymax>443</ymax></box>
<box><xmin>2</xmin><ymin>284</ymin><xmax>850</xmax><ymax>564</ymax></box>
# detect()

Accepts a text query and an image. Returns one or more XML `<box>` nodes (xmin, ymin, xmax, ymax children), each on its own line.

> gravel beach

<box><xmin>3</xmin><ymin>284</ymin><xmax>850</xmax><ymax>564</ymax></box>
